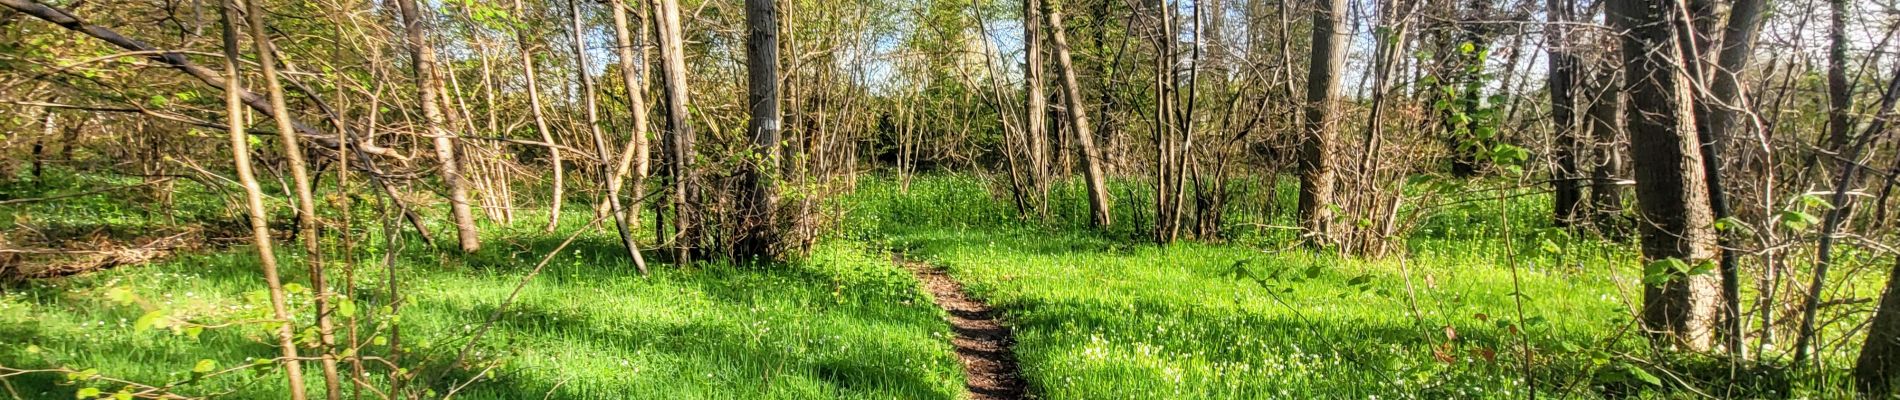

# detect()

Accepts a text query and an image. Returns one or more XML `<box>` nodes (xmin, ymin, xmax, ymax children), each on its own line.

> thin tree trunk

<box><xmin>1044</xmin><ymin>0</ymin><xmax>1111</xmax><ymax>228</ymax></box>
<box><xmin>609</xmin><ymin>0</ymin><xmax>651</xmax><ymax>241</ymax></box>
<box><xmin>1023</xmin><ymin>0</ymin><xmax>1049</xmax><ymax>202</ymax></box>
<box><xmin>570</xmin><ymin>0</ymin><xmax>651</xmax><ymax>274</ymax></box>
<box><xmin>395</xmin><ymin>0</ymin><xmax>481</xmax><ymax>252</ymax></box>
<box><xmin>513</xmin><ymin>0</ymin><xmax>565</xmax><ymax>233</ymax></box>
<box><xmin>219</xmin><ymin>2</ymin><xmax>306</xmax><ymax>397</ymax></box>
<box><xmin>240</xmin><ymin>0</ymin><xmax>341</xmax><ymax>394</ymax></box>
<box><xmin>1609</xmin><ymin>0</ymin><xmax>1721</xmax><ymax>352</ymax></box>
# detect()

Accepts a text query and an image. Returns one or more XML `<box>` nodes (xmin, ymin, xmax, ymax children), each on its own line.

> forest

<box><xmin>1</xmin><ymin>0</ymin><xmax>1898</xmax><ymax>397</ymax></box>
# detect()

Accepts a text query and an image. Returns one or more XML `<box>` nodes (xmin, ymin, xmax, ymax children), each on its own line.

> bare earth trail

<box><xmin>899</xmin><ymin>256</ymin><xmax>1029</xmax><ymax>400</ymax></box>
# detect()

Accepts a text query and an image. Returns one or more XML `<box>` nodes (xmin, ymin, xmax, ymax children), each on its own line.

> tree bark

<box><xmin>1298</xmin><ymin>0</ymin><xmax>1346</xmax><ymax>245</ymax></box>
<box><xmin>1023</xmin><ymin>0</ymin><xmax>1049</xmax><ymax>199</ymax></box>
<box><xmin>609</xmin><ymin>0</ymin><xmax>651</xmax><ymax>238</ymax></box>
<box><xmin>650</xmin><ymin>0</ymin><xmax>700</xmax><ymax>263</ymax></box>
<box><xmin>1857</xmin><ymin>258</ymin><xmax>1900</xmax><ymax>395</ymax></box>
<box><xmin>1586</xmin><ymin>66</ymin><xmax>1627</xmax><ymax>236</ymax></box>
<box><xmin>1044</xmin><ymin>0</ymin><xmax>1112</xmax><ymax>228</ymax></box>
<box><xmin>1547</xmin><ymin>0</ymin><xmax>1582</xmax><ymax>227</ymax></box>
<box><xmin>735</xmin><ymin>0</ymin><xmax>781</xmax><ymax>260</ymax></box>
<box><xmin>396</xmin><ymin>0</ymin><xmax>480</xmax><ymax>252</ymax></box>
<box><xmin>219</xmin><ymin>2</ymin><xmax>306</xmax><ymax>397</ymax></box>
<box><xmin>240</xmin><ymin>0</ymin><xmax>341</xmax><ymax>394</ymax></box>
<box><xmin>1698</xmin><ymin>0</ymin><xmax>1767</xmax><ymax>356</ymax></box>
<box><xmin>1608</xmin><ymin>0</ymin><xmax>1721</xmax><ymax>352</ymax></box>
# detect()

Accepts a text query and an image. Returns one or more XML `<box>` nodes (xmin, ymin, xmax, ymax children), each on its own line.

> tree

<box><xmin>569</xmin><ymin>0</ymin><xmax>649</xmax><ymax>274</ymax></box>
<box><xmin>396</xmin><ymin>0</ymin><xmax>481</xmax><ymax>252</ymax></box>
<box><xmin>514</xmin><ymin>0</ymin><xmax>566</xmax><ymax>233</ymax></box>
<box><xmin>1698</xmin><ymin>0</ymin><xmax>1767</xmax><ymax>356</ymax></box>
<box><xmin>650</xmin><ymin>0</ymin><xmax>701</xmax><ymax>263</ymax></box>
<box><xmin>1043</xmin><ymin>0</ymin><xmax>1112</xmax><ymax>228</ymax></box>
<box><xmin>734</xmin><ymin>0</ymin><xmax>781</xmax><ymax>260</ymax></box>
<box><xmin>1298</xmin><ymin>0</ymin><xmax>1346</xmax><ymax>245</ymax></box>
<box><xmin>1547</xmin><ymin>0</ymin><xmax>1582</xmax><ymax>227</ymax></box>
<box><xmin>241</xmin><ymin>0</ymin><xmax>341</xmax><ymax>393</ymax></box>
<box><xmin>1608</xmin><ymin>0</ymin><xmax>1720</xmax><ymax>351</ymax></box>
<box><xmin>609</xmin><ymin>0</ymin><xmax>652</xmax><ymax>239</ymax></box>
<box><xmin>218</xmin><ymin>1</ymin><xmax>306</xmax><ymax>396</ymax></box>
<box><xmin>1023</xmin><ymin>0</ymin><xmax>1050</xmax><ymax>198</ymax></box>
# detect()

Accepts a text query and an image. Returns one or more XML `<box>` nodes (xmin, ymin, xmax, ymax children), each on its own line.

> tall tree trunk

<box><xmin>1608</xmin><ymin>0</ymin><xmax>1721</xmax><ymax>352</ymax></box>
<box><xmin>1023</xmin><ymin>0</ymin><xmax>1049</xmax><ymax>201</ymax></box>
<box><xmin>219</xmin><ymin>2</ymin><xmax>306</xmax><ymax>397</ymax></box>
<box><xmin>241</xmin><ymin>0</ymin><xmax>341</xmax><ymax>394</ymax></box>
<box><xmin>650</xmin><ymin>0</ymin><xmax>700</xmax><ymax>263</ymax></box>
<box><xmin>1547</xmin><ymin>0</ymin><xmax>1583</xmax><ymax>227</ymax></box>
<box><xmin>570</xmin><ymin>0</ymin><xmax>651</xmax><ymax>274</ymax></box>
<box><xmin>735</xmin><ymin>0</ymin><xmax>781</xmax><ymax>260</ymax></box>
<box><xmin>1044</xmin><ymin>0</ymin><xmax>1112</xmax><ymax>228</ymax></box>
<box><xmin>1698</xmin><ymin>0</ymin><xmax>1767</xmax><ymax>356</ymax></box>
<box><xmin>1298</xmin><ymin>0</ymin><xmax>1346</xmax><ymax>245</ymax></box>
<box><xmin>396</xmin><ymin>0</ymin><xmax>481</xmax><ymax>252</ymax></box>
<box><xmin>609</xmin><ymin>0</ymin><xmax>651</xmax><ymax>239</ymax></box>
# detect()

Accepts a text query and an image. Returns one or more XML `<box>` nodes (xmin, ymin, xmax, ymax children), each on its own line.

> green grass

<box><xmin>844</xmin><ymin>175</ymin><xmax>1861</xmax><ymax>399</ymax></box>
<box><xmin>1</xmin><ymin>171</ymin><xmax>962</xmax><ymax>399</ymax></box>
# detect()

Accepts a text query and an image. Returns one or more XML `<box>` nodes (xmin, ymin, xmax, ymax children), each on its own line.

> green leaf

<box><xmin>1778</xmin><ymin>210</ymin><xmax>1820</xmax><ymax>231</ymax></box>
<box><xmin>336</xmin><ymin>299</ymin><xmax>357</xmax><ymax>318</ymax></box>
<box><xmin>1303</xmin><ymin>265</ymin><xmax>1323</xmax><ymax>280</ymax></box>
<box><xmin>1623</xmin><ymin>364</ymin><xmax>1663</xmax><ymax>387</ymax></box>
<box><xmin>75</xmin><ymin>387</ymin><xmax>101</xmax><ymax>399</ymax></box>
<box><xmin>193</xmin><ymin>359</ymin><xmax>217</xmax><ymax>374</ymax></box>
<box><xmin>103</xmin><ymin>286</ymin><xmax>135</xmax><ymax>305</ymax></box>
<box><xmin>1643</xmin><ymin>258</ymin><xmax>1688</xmax><ymax>285</ymax></box>
<box><xmin>133</xmin><ymin>310</ymin><xmax>166</xmax><ymax>331</ymax></box>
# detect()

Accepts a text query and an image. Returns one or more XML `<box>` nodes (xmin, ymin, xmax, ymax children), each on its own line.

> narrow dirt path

<box><xmin>899</xmin><ymin>256</ymin><xmax>1028</xmax><ymax>400</ymax></box>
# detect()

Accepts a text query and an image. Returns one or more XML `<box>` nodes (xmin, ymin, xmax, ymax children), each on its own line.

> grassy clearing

<box><xmin>846</xmin><ymin>175</ymin><xmax>1857</xmax><ymax>399</ymax></box>
<box><xmin>1</xmin><ymin>171</ymin><xmax>961</xmax><ymax>399</ymax></box>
